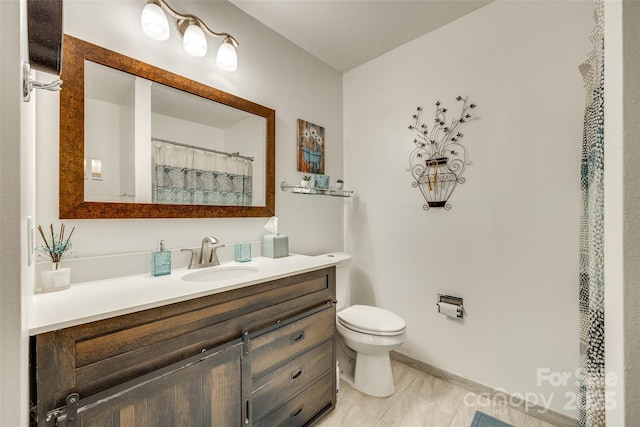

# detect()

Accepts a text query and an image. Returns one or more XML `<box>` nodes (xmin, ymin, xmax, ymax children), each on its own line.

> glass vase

<box><xmin>40</xmin><ymin>262</ymin><xmax>71</xmax><ymax>292</ymax></box>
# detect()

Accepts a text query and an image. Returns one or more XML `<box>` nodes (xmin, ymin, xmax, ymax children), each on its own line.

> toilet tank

<box><xmin>320</xmin><ymin>253</ymin><xmax>352</xmax><ymax>312</ymax></box>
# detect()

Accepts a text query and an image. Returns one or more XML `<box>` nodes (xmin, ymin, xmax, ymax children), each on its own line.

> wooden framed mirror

<box><xmin>59</xmin><ymin>34</ymin><xmax>275</xmax><ymax>219</ymax></box>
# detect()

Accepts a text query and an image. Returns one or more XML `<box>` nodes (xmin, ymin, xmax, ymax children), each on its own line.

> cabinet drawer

<box><xmin>253</xmin><ymin>373</ymin><xmax>334</xmax><ymax>427</ymax></box>
<box><xmin>251</xmin><ymin>306</ymin><xmax>335</xmax><ymax>376</ymax></box>
<box><xmin>252</xmin><ymin>339</ymin><xmax>333</xmax><ymax>420</ymax></box>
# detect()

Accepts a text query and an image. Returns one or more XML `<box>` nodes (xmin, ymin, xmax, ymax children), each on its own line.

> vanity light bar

<box><xmin>140</xmin><ymin>0</ymin><xmax>239</xmax><ymax>71</ymax></box>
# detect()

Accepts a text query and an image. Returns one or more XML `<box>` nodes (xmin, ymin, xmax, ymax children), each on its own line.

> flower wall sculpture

<box><xmin>407</xmin><ymin>96</ymin><xmax>477</xmax><ymax>210</ymax></box>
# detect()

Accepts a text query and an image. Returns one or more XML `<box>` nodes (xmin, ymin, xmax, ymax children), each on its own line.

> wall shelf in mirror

<box><xmin>280</xmin><ymin>182</ymin><xmax>353</xmax><ymax>198</ymax></box>
<box><xmin>59</xmin><ymin>35</ymin><xmax>275</xmax><ymax>219</ymax></box>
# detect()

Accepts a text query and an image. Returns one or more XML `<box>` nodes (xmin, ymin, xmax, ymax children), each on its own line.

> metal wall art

<box><xmin>407</xmin><ymin>96</ymin><xmax>477</xmax><ymax>210</ymax></box>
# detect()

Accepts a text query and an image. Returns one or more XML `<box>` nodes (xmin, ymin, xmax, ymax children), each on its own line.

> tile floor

<box><xmin>317</xmin><ymin>360</ymin><xmax>561</xmax><ymax>427</ymax></box>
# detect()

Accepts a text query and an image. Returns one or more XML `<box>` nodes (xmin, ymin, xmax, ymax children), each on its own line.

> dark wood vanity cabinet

<box><xmin>31</xmin><ymin>267</ymin><xmax>337</xmax><ymax>426</ymax></box>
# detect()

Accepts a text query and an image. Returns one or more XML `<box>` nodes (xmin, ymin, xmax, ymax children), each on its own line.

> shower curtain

<box><xmin>578</xmin><ymin>0</ymin><xmax>605</xmax><ymax>425</ymax></box>
<box><xmin>152</xmin><ymin>140</ymin><xmax>253</xmax><ymax>206</ymax></box>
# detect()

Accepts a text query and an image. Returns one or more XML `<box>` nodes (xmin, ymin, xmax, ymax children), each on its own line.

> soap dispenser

<box><xmin>151</xmin><ymin>240</ymin><xmax>172</xmax><ymax>276</ymax></box>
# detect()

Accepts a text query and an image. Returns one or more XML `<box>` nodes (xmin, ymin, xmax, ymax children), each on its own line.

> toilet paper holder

<box><xmin>437</xmin><ymin>294</ymin><xmax>464</xmax><ymax>318</ymax></box>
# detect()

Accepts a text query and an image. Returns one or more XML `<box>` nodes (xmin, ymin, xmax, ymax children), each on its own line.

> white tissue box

<box><xmin>262</xmin><ymin>234</ymin><xmax>289</xmax><ymax>258</ymax></box>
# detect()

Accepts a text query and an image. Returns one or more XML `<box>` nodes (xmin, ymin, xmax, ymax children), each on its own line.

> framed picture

<box><xmin>297</xmin><ymin>119</ymin><xmax>325</xmax><ymax>174</ymax></box>
<box><xmin>314</xmin><ymin>174</ymin><xmax>330</xmax><ymax>190</ymax></box>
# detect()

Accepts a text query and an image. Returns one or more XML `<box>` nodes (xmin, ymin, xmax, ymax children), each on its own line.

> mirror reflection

<box><xmin>59</xmin><ymin>35</ymin><xmax>275</xmax><ymax>219</ymax></box>
<box><xmin>84</xmin><ymin>61</ymin><xmax>266</xmax><ymax>207</ymax></box>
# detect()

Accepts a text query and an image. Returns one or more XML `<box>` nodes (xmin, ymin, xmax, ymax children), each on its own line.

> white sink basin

<box><xmin>182</xmin><ymin>266</ymin><xmax>260</xmax><ymax>283</ymax></box>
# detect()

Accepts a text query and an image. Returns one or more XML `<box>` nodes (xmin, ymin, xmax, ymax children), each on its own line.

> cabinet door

<box><xmin>55</xmin><ymin>342</ymin><xmax>244</xmax><ymax>427</ymax></box>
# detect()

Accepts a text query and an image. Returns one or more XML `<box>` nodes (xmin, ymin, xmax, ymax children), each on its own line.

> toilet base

<box><xmin>336</xmin><ymin>321</ymin><xmax>404</xmax><ymax>398</ymax></box>
<box><xmin>353</xmin><ymin>353</ymin><xmax>395</xmax><ymax>397</ymax></box>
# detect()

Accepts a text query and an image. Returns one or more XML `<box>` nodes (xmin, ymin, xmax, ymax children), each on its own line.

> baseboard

<box><xmin>390</xmin><ymin>351</ymin><xmax>579</xmax><ymax>427</ymax></box>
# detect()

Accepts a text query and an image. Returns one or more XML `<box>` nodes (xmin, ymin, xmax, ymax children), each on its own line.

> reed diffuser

<box><xmin>38</xmin><ymin>223</ymin><xmax>75</xmax><ymax>292</ymax></box>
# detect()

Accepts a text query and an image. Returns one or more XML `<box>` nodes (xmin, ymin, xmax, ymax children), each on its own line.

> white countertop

<box><xmin>30</xmin><ymin>254</ymin><xmax>338</xmax><ymax>335</ymax></box>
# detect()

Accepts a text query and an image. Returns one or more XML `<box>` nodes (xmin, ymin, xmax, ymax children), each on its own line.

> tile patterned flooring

<box><xmin>317</xmin><ymin>360</ymin><xmax>561</xmax><ymax>427</ymax></box>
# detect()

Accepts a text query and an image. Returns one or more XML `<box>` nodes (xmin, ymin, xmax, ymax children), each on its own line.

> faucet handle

<box><xmin>181</xmin><ymin>248</ymin><xmax>198</xmax><ymax>269</ymax></box>
<box><xmin>208</xmin><ymin>244</ymin><xmax>226</xmax><ymax>265</ymax></box>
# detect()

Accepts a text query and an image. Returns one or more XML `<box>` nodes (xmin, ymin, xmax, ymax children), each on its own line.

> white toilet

<box><xmin>324</xmin><ymin>253</ymin><xmax>406</xmax><ymax>397</ymax></box>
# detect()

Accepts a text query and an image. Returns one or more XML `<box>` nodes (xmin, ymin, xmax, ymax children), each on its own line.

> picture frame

<box><xmin>297</xmin><ymin>119</ymin><xmax>325</xmax><ymax>174</ymax></box>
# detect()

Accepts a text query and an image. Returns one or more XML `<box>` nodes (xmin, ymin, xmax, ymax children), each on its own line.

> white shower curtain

<box><xmin>152</xmin><ymin>140</ymin><xmax>253</xmax><ymax>206</ymax></box>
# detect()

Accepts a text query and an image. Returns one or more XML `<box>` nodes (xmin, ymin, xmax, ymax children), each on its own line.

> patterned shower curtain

<box><xmin>152</xmin><ymin>140</ymin><xmax>253</xmax><ymax>206</ymax></box>
<box><xmin>578</xmin><ymin>0</ymin><xmax>605</xmax><ymax>425</ymax></box>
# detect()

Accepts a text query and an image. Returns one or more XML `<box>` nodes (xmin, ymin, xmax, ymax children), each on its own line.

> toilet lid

<box><xmin>337</xmin><ymin>305</ymin><xmax>406</xmax><ymax>335</ymax></box>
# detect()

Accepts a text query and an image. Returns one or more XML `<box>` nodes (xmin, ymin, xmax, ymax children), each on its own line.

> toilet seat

<box><xmin>337</xmin><ymin>305</ymin><xmax>406</xmax><ymax>336</ymax></box>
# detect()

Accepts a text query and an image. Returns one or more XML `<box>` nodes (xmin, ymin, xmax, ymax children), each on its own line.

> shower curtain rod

<box><xmin>152</xmin><ymin>137</ymin><xmax>254</xmax><ymax>161</ymax></box>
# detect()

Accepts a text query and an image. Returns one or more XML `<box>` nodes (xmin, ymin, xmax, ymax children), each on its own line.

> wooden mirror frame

<box><xmin>59</xmin><ymin>34</ymin><xmax>276</xmax><ymax>219</ymax></box>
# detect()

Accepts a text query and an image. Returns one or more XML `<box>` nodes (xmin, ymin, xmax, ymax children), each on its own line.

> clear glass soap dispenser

<box><xmin>151</xmin><ymin>240</ymin><xmax>172</xmax><ymax>276</ymax></box>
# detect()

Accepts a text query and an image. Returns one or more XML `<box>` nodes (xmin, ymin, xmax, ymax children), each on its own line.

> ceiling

<box><xmin>229</xmin><ymin>0</ymin><xmax>493</xmax><ymax>73</ymax></box>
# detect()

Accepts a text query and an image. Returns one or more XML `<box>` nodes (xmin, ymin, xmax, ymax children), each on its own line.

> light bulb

<box><xmin>216</xmin><ymin>38</ymin><xmax>237</xmax><ymax>71</ymax></box>
<box><xmin>183</xmin><ymin>24</ymin><xmax>207</xmax><ymax>57</ymax></box>
<box><xmin>141</xmin><ymin>2</ymin><xmax>170</xmax><ymax>41</ymax></box>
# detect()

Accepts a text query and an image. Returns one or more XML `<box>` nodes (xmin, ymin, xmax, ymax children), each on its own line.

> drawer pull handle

<box><xmin>290</xmin><ymin>368</ymin><xmax>303</xmax><ymax>381</ymax></box>
<box><xmin>290</xmin><ymin>405</ymin><xmax>303</xmax><ymax>421</ymax></box>
<box><xmin>290</xmin><ymin>330</ymin><xmax>305</xmax><ymax>344</ymax></box>
<box><xmin>244</xmin><ymin>399</ymin><xmax>251</xmax><ymax>425</ymax></box>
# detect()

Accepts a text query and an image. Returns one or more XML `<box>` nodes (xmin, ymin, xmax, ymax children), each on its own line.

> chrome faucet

<box><xmin>200</xmin><ymin>236</ymin><xmax>220</xmax><ymax>265</ymax></box>
<box><xmin>181</xmin><ymin>236</ymin><xmax>225</xmax><ymax>269</ymax></box>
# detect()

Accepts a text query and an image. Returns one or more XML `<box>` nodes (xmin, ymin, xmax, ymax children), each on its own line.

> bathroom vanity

<box><xmin>30</xmin><ymin>256</ymin><xmax>337</xmax><ymax>426</ymax></box>
<box><xmin>32</xmin><ymin>31</ymin><xmax>337</xmax><ymax>426</ymax></box>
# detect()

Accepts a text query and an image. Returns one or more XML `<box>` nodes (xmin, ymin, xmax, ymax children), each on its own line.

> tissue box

<box><xmin>262</xmin><ymin>234</ymin><xmax>289</xmax><ymax>258</ymax></box>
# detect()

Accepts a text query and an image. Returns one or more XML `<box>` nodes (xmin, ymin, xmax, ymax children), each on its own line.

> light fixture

<box><xmin>140</xmin><ymin>0</ymin><xmax>239</xmax><ymax>71</ymax></box>
<box><xmin>140</xmin><ymin>2</ymin><xmax>170</xmax><ymax>41</ymax></box>
<box><xmin>217</xmin><ymin>37</ymin><xmax>238</xmax><ymax>71</ymax></box>
<box><xmin>182</xmin><ymin>22</ymin><xmax>207</xmax><ymax>57</ymax></box>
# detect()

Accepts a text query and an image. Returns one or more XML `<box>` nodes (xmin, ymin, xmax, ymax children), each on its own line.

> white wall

<box><xmin>226</xmin><ymin>115</ymin><xmax>266</xmax><ymax>206</ymax></box>
<box><xmin>35</xmin><ymin>0</ymin><xmax>344</xmax><ymax>259</ymax></box>
<box><xmin>344</xmin><ymin>0</ymin><xmax>593</xmax><ymax>417</ymax></box>
<box><xmin>119</xmin><ymin>91</ymin><xmax>135</xmax><ymax>201</ymax></box>
<box><xmin>85</xmin><ymin>99</ymin><xmax>121</xmax><ymax>201</ymax></box>
<box><xmin>1</xmin><ymin>0</ymin><xmax>34</xmax><ymax>424</ymax></box>
<box><xmin>605</xmin><ymin>0</ymin><xmax>640</xmax><ymax>425</ymax></box>
<box><xmin>152</xmin><ymin>114</ymin><xmax>225</xmax><ymax>150</ymax></box>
